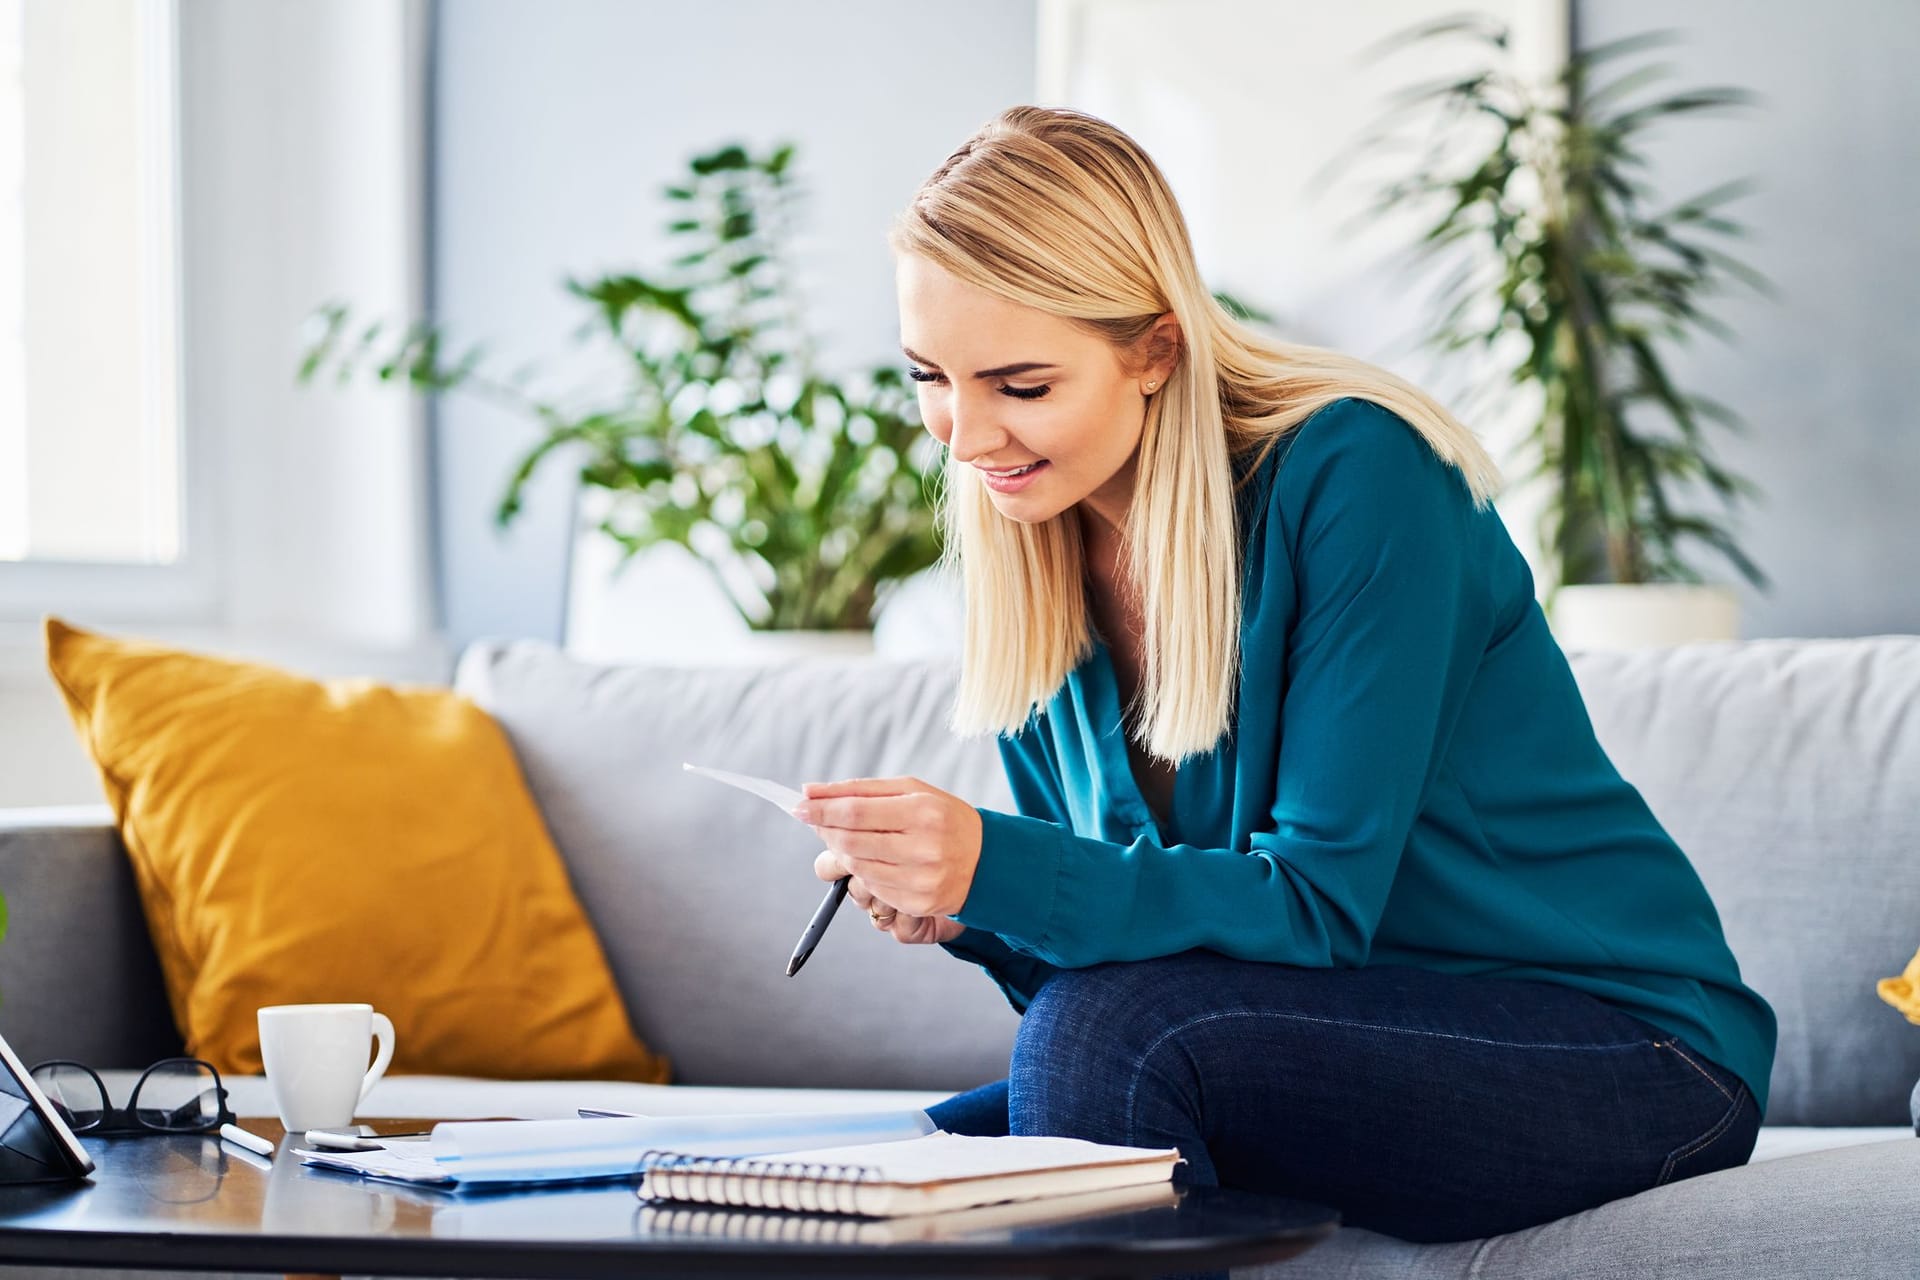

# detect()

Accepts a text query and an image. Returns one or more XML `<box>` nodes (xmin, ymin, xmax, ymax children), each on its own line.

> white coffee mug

<box><xmin>257</xmin><ymin>1003</ymin><xmax>396</xmax><ymax>1132</ymax></box>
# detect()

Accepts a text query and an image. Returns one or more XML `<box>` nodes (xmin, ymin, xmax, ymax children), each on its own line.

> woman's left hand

<box><xmin>791</xmin><ymin>776</ymin><xmax>982</xmax><ymax>919</ymax></box>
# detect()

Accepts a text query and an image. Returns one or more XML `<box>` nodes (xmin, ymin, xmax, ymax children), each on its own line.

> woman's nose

<box><xmin>944</xmin><ymin>397</ymin><xmax>1007</xmax><ymax>465</ymax></box>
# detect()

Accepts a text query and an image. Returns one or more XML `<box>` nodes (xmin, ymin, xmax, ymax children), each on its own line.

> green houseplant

<box><xmin>1329</xmin><ymin>14</ymin><xmax>1775</xmax><ymax>643</ymax></box>
<box><xmin>300</xmin><ymin>141</ymin><xmax>943</xmax><ymax>637</ymax></box>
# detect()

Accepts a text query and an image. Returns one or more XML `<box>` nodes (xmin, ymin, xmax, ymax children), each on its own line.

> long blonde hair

<box><xmin>889</xmin><ymin>105</ymin><xmax>1503</xmax><ymax>763</ymax></box>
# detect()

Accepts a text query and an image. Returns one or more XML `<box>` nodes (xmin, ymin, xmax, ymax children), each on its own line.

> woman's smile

<box><xmin>977</xmin><ymin>459</ymin><xmax>1052</xmax><ymax>493</ymax></box>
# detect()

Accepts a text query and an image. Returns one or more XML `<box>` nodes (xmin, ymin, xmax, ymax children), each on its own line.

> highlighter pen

<box><xmin>787</xmin><ymin>874</ymin><xmax>851</xmax><ymax>976</ymax></box>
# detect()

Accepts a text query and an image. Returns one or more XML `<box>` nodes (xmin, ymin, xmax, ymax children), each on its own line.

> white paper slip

<box><xmin>294</xmin><ymin>1144</ymin><xmax>456</xmax><ymax>1185</ymax></box>
<box><xmin>682</xmin><ymin>762</ymin><xmax>805</xmax><ymax>813</ymax></box>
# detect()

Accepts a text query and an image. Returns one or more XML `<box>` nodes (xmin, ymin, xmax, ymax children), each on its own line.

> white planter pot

<box><xmin>1548</xmin><ymin>584</ymin><xmax>1741</xmax><ymax>651</ymax></box>
<box><xmin>736</xmin><ymin>629</ymin><xmax>876</xmax><ymax>661</ymax></box>
<box><xmin>565</xmin><ymin>491</ymin><xmax>911</xmax><ymax>665</ymax></box>
<box><xmin>564</xmin><ymin>518</ymin><xmax>746</xmax><ymax>666</ymax></box>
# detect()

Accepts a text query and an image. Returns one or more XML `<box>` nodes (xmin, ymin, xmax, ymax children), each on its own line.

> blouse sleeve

<box><xmin>952</xmin><ymin>402</ymin><xmax>1492</xmax><ymax>970</ymax></box>
<box><xmin>938</xmin><ymin>725</ymin><xmax>1067</xmax><ymax>1013</ymax></box>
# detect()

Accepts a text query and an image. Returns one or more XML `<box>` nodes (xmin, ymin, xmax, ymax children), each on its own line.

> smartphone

<box><xmin>0</xmin><ymin>1030</ymin><xmax>94</xmax><ymax>1181</ymax></box>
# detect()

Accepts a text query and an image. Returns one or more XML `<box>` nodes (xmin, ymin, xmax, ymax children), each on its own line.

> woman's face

<box><xmin>895</xmin><ymin>253</ymin><xmax>1169</xmax><ymax>530</ymax></box>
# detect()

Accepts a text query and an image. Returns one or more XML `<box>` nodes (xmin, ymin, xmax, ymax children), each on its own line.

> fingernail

<box><xmin>789</xmin><ymin>805</ymin><xmax>812</xmax><ymax>822</ymax></box>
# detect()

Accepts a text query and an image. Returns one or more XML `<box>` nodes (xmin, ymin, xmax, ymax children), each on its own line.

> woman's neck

<box><xmin>1077</xmin><ymin>504</ymin><xmax>1126</xmax><ymax>586</ymax></box>
<box><xmin>1078</xmin><ymin>505</ymin><xmax>1140</xmax><ymax>653</ymax></box>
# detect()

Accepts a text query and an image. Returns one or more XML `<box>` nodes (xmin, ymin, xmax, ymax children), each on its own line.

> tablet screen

<box><xmin>0</xmin><ymin>1030</ymin><xmax>94</xmax><ymax>1181</ymax></box>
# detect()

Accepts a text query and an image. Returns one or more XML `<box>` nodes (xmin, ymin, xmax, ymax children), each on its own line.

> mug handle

<box><xmin>357</xmin><ymin>1012</ymin><xmax>396</xmax><ymax>1108</ymax></box>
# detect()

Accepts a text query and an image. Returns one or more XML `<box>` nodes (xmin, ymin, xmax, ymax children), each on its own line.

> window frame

<box><xmin>0</xmin><ymin>0</ymin><xmax>221</xmax><ymax>626</ymax></box>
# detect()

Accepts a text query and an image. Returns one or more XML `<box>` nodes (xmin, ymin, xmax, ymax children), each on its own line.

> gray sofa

<box><xmin>1</xmin><ymin>634</ymin><xmax>1917</xmax><ymax>1277</ymax></box>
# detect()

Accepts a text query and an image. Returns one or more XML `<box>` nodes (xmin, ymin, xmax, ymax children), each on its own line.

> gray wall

<box><xmin>1573</xmin><ymin>0</ymin><xmax>1920</xmax><ymax>636</ymax></box>
<box><xmin>430</xmin><ymin>0</ymin><xmax>1037</xmax><ymax>649</ymax></box>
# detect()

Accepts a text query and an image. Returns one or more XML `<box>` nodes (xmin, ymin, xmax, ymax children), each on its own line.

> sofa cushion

<box><xmin>454</xmin><ymin>641</ymin><xmax>1020</xmax><ymax>1091</ymax></box>
<box><xmin>1567</xmin><ymin>638</ymin><xmax>1920</xmax><ymax>1125</ymax></box>
<box><xmin>1244</xmin><ymin>1135</ymin><xmax>1920</xmax><ymax>1280</ymax></box>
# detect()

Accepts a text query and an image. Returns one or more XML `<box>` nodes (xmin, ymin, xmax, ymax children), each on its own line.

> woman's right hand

<box><xmin>814</xmin><ymin>850</ymin><xmax>966</xmax><ymax>946</ymax></box>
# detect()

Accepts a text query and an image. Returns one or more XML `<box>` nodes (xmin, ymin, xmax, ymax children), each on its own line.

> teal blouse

<box><xmin>940</xmin><ymin>395</ymin><xmax>1778</xmax><ymax>1117</ymax></box>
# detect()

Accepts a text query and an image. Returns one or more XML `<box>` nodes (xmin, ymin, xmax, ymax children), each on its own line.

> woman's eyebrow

<box><xmin>900</xmin><ymin>345</ymin><xmax>1060</xmax><ymax>378</ymax></box>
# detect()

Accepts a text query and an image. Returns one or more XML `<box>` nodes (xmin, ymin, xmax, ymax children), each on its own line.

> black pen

<box><xmin>787</xmin><ymin>875</ymin><xmax>851</xmax><ymax>976</ymax></box>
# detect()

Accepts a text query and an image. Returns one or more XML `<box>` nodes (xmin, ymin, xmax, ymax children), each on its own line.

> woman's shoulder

<box><xmin>1280</xmin><ymin>395</ymin><xmax>1453</xmax><ymax>477</ymax></box>
<box><xmin>1249</xmin><ymin>395</ymin><xmax>1475</xmax><ymax>531</ymax></box>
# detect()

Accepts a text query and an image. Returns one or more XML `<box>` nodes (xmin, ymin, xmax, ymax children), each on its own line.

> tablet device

<box><xmin>0</xmin><ymin>1029</ymin><xmax>94</xmax><ymax>1182</ymax></box>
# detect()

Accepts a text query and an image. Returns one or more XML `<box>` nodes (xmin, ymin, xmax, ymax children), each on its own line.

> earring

<box><xmin>1145</xmin><ymin>380</ymin><xmax>1159</xmax><ymax>391</ymax></box>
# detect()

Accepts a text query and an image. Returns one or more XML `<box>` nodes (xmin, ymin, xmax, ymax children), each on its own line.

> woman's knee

<box><xmin>1010</xmin><ymin>956</ymin><xmax>1209</xmax><ymax>1137</ymax></box>
<box><xmin>1016</xmin><ymin>959</ymin><xmax>1167</xmax><ymax>1067</ymax></box>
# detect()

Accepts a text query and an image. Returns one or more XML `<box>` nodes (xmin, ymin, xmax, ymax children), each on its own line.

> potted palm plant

<box><xmin>1330</xmin><ymin>14</ymin><xmax>1775</xmax><ymax>648</ymax></box>
<box><xmin>299</xmin><ymin>140</ymin><xmax>944</xmax><ymax>659</ymax></box>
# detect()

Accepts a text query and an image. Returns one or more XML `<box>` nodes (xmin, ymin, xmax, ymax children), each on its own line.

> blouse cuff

<box><xmin>955</xmin><ymin>807</ymin><xmax>1065</xmax><ymax>947</ymax></box>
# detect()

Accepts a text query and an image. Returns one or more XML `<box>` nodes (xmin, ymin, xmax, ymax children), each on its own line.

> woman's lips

<box><xmin>979</xmin><ymin>460</ymin><xmax>1050</xmax><ymax>494</ymax></box>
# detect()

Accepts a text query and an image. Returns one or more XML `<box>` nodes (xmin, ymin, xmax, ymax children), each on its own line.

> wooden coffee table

<box><xmin>0</xmin><ymin>1117</ymin><xmax>1338</xmax><ymax>1277</ymax></box>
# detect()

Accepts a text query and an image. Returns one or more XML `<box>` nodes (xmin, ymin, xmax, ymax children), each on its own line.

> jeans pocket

<box><xmin>1655</xmin><ymin>1041</ymin><xmax>1757</xmax><ymax>1187</ymax></box>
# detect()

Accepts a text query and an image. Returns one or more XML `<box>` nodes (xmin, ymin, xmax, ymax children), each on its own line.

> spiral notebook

<box><xmin>636</xmin><ymin>1132</ymin><xmax>1184</xmax><ymax>1218</ymax></box>
<box><xmin>637</xmin><ymin>1179</ymin><xmax>1182</xmax><ymax>1243</ymax></box>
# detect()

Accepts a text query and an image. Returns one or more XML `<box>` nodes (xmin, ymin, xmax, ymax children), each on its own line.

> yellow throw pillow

<box><xmin>1881</xmin><ymin>947</ymin><xmax>1920</xmax><ymax>1026</ymax></box>
<box><xmin>44</xmin><ymin>616</ymin><xmax>669</xmax><ymax>1083</ymax></box>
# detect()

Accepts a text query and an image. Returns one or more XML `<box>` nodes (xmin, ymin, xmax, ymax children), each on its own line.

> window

<box><xmin>0</xmin><ymin>0</ymin><xmax>186</xmax><ymax>583</ymax></box>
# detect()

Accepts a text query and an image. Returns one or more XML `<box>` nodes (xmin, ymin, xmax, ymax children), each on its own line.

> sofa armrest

<box><xmin>0</xmin><ymin>807</ymin><xmax>180</xmax><ymax>1067</ymax></box>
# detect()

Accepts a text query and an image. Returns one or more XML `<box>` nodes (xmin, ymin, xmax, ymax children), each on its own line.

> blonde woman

<box><xmin>790</xmin><ymin>105</ymin><xmax>1774</xmax><ymax>1243</ymax></box>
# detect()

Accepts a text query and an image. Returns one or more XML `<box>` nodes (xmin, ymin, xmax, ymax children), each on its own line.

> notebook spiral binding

<box><xmin>636</xmin><ymin>1149</ymin><xmax>883</xmax><ymax>1214</ymax></box>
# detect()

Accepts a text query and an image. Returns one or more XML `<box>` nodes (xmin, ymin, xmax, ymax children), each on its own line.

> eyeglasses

<box><xmin>28</xmin><ymin>1057</ymin><xmax>236</xmax><ymax>1137</ymax></box>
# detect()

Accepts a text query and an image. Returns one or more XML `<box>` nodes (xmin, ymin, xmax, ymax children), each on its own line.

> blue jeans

<box><xmin>926</xmin><ymin>950</ymin><xmax>1759</xmax><ymax>1245</ymax></box>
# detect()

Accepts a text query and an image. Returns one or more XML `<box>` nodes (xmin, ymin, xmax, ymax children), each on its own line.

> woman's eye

<box><xmin>905</xmin><ymin>367</ymin><xmax>1050</xmax><ymax>400</ymax></box>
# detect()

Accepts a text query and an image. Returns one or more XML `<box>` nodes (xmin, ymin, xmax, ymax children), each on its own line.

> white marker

<box><xmin>219</xmin><ymin>1123</ymin><xmax>276</xmax><ymax>1158</ymax></box>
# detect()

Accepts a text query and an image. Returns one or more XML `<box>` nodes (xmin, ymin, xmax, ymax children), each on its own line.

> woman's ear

<box><xmin>1145</xmin><ymin>311</ymin><xmax>1184</xmax><ymax>386</ymax></box>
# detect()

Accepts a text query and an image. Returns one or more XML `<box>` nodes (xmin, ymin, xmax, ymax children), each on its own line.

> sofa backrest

<box><xmin>0</xmin><ymin>808</ymin><xmax>180</xmax><ymax>1067</ymax></box>
<box><xmin>459</xmin><ymin>636</ymin><xmax>1920</xmax><ymax>1122</ymax></box>
<box><xmin>1567</xmin><ymin>637</ymin><xmax>1920</xmax><ymax>1126</ymax></box>
<box><xmin>454</xmin><ymin>642</ymin><xmax>1018</xmax><ymax>1093</ymax></box>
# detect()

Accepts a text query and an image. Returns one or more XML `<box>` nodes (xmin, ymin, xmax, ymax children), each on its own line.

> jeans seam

<box><xmin>1128</xmin><ymin>1012</ymin><xmax>1250</xmax><ymax>1152</ymax></box>
<box><xmin>1658</xmin><ymin>1082</ymin><xmax>1749</xmax><ymax>1186</ymax></box>
<box><xmin>1658</xmin><ymin>1039</ymin><xmax>1737</xmax><ymax>1105</ymax></box>
<box><xmin>1131</xmin><ymin>1007</ymin><xmax>1658</xmax><ymax>1058</ymax></box>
